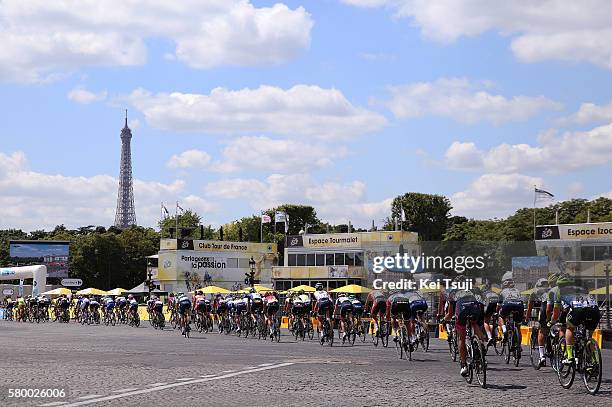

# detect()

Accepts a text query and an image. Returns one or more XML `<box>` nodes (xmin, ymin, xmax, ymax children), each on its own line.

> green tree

<box><xmin>158</xmin><ymin>210</ymin><xmax>204</xmax><ymax>239</ymax></box>
<box><xmin>386</xmin><ymin>192</ymin><xmax>452</xmax><ymax>240</ymax></box>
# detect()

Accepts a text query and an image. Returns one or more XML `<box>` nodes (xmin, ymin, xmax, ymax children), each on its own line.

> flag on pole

<box><xmin>274</xmin><ymin>211</ymin><xmax>286</xmax><ymax>223</ymax></box>
<box><xmin>535</xmin><ymin>187</ymin><xmax>554</xmax><ymax>201</ymax></box>
<box><xmin>161</xmin><ymin>203</ymin><xmax>170</xmax><ymax>217</ymax></box>
<box><xmin>261</xmin><ymin>214</ymin><xmax>272</xmax><ymax>223</ymax></box>
<box><xmin>177</xmin><ymin>202</ymin><xmax>185</xmax><ymax>212</ymax></box>
<box><xmin>284</xmin><ymin>213</ymin><xmax>290</xmax><ymax>234</ymax></box>
<box><xmin>401</xmin><ymin>207</ymin><xmax>406</xmax><ymax>222</ymax></box>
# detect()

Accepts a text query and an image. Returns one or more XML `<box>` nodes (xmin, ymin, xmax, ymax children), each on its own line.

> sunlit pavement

<box><xmin>1</xmin><ymin>321</ymin><xmax>610</xmax><ymax>406</ymax></box>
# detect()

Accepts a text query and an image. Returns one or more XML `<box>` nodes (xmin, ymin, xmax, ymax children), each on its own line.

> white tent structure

<box><xmin>0</xmin><ymin>265</ymin><xmax>47</xmax><ymax>297</ymax></box>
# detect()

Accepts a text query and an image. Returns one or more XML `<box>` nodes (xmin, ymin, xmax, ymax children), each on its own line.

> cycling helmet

<box><xmin>348</xmin><ymin>294</ymin><xmax>356</xmax><ymax>300</ymax></box>
<box><xmin>502</xmin><ymin>279</ymin><xmax>515</xmax><ymax>289</ymax></box>
<box><xmin>127</xmin><ymin>294</ymin><xmax>133</xmax><ymax>300</ymax></box>
<box><xmin>535</xmin><ymin>278</ymin><xmax>548</xmax><ymax>289</ymax></box>
<box><xmin>196</xmin><ymin>290</ymin><xmax>203</xmax><ymax>295</ymax></box>
<box><xmin>177</xmin><ymin>292</ymin><xmax>184</xmax><ymax>297</ymax></box>
<box><xmin>556</xmin><ymin>272</ymin><xmax>575</xmax><ymax>286</ymax></box>
<box><xmin>249</xmin><ymin>288</ymin><xmax>256</xmax><ymax>294</ymax></box>
<box><xmin>298</xmin><ymin>289</ymin><xmax>304</xmax><ymax>295</ymax></box>
<box><xmin>501</xmin><ymin>271</ymin><xmax>513</xmax><ymax>283</ymax></box>
<box><xmin>547</xmin><ymin>272</ymin><xmax>559</xmax><ymax>286</ymax></box>
<box><xmin>453</xmin><ymin>274</ymin><xmax>466</xmax><ymax>283</ymax></box>
<box><xmin>315</xmin><ymin>283</ymin><xmax>323</xmax><ymax>291</ymax></box>
<box><xmin>169</xmin><ymin>292</ymin><xmax>175</xmax><ymax>297</ymax></box>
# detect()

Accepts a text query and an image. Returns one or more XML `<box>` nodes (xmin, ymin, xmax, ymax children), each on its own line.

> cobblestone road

<box><xmin>1</xmin><ymin>321</ymin><xmax>610</xmax><ymax>406</ymax></box>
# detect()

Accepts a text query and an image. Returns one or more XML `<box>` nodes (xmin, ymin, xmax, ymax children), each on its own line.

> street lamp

<box><xmin>249</xmin><ymin>257</ymin><xmax>256</xmax><ymax>288</ymax></box>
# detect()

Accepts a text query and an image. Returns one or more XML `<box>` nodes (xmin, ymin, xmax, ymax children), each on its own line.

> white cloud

<box><xmin>383</xmin><ymin>78</ymin><xmax>561</xmax><ymax>124</ymax></box>
<box><xmin>214</xmin><ymin>136</ymin><xmax>348</xmax><ymax>172</ymax></box>
<box><xmin>0</xmin><ymin>1</ymin><xmax>312</xmax><ymax>83</ymax></box>
<box><xmin>558</xmin><ymin>101</ymin><xmax>612</xmax><ymax>125</ymax></box>
<box><xmin>67</xmin><ymin>87</ymin><xmax>106</xmax><ymax>104</ymax></box>
<box><xmin>445</xmin><ymin>123</ymin><xmax>612</xmax><ymax>174</ymax></box>
<box><xmin>451</xmin><ymin>173</ymin><xmax>544</xmax><ymax>219</ymax></box>
<box><xmin>0</xmin><ymin>151</ymin><xmax>215</xmax><ymax>230</ymax></box>
<box><xmin>129</xmin><ymin>85</ymin><xmax>387</xmax><ymax>140</ymax></box>
<box><xmin>206</xmin><ymin>174</ymin><xmax>390</xmax><ymax>226</ymax></box>
<box><xmin>343</xmin><ymin>1</ymin><xmax>612</xmax><ymax>69</ymax></box>
<box><xmin>167</xmin><ymin>150</ymin><xmax>211</xmax><ymax>169</ymax></box>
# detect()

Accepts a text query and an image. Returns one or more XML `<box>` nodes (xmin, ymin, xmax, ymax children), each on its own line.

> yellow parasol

<box><xmin>589</xmin><ymin>285</ymin><xmax>612</xmax><ymax>295</ymax></box>
<box><xmin>105</xmin><ymin>288</ymin><xmax>128</xmax><ymax>296</ymax></box>
<box><xmin>330</xmin><ymin>284</ymin><xmax>372</xmax><ymax>294</ymax></box>
<box><xmin>287</xmin><ymin>285</ymin><xmax>316</xmax><ymax>293</ymax></box>
<box><xmin>197</xmin><ymin>285</ymin><xmax>231</xmax><ymax>294</ymax></box>
<box><xmin>42</xmin><ymin>287</ymin><xmax>72</xmax><ymax>296</ymax></box>
<box><xmin>75</xmin><ymin>287</ymin><xmax>107</xmax><ymax>295</ymax></box>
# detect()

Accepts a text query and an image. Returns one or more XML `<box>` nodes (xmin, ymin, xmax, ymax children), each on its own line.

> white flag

<box><xmin>274</xmin><ymin>211</ymin><xmax>286</xmax><ymax>223</ymax></box>
<box><xmin>261</xmin><ymin>214</ymin><xmax>271</xmax><ymax>223</ymax></box>
<box><xmin>401</xmin><ymin>207</ymin><xmax>406</xmax><ymax>222</ymax></box>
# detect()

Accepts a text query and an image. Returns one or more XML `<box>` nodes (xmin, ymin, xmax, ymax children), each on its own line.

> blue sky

<box><xmin>1</xmin><ymin>1</ymin><xmax>612</xmax><ymax>231</ymax></box>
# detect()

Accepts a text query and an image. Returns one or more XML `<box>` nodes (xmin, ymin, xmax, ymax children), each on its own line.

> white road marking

<box><xmin>147</xmin><ymin>383</ymin><xmax>168</xmax><ymax>387</ymax></box>
<box><xmin>258</xmin><ymin>363</ymin><xmax>273</xmax><ymax>367</ymax></box>
<box><xmin>39</xmin><ymin>402</ymin><xmax>67</xmax><ymax>407</ymax></box>
<box><xmin>58</xmin><ymin>363</ymin><xmax>294</xmax><ymax>407</ymax></box>
<box><xmin>76</xmin><ymin>395</ymin><xmax>102</xmax><ymax>400</ymax></box>
<box><xmin>221</xmin><ymin>369</ymin><xmax>236</xmax><ymax>373</ymax></box>
<box><xmin>112</xmin><ymin>388</ymin><xmax>139</xmax><ymax>393</ymax></box>
<box><xmin>175</xmin><ymin>378</ymin><xmax>194</xmax><ymax>381</ymax></box>
<box><xmin>199</xmin><ymin>374</ymin><xmax>215</xmax><ymax>378</ymax></box>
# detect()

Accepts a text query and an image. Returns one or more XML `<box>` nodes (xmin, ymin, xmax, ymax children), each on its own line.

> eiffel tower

<box><xmin>114</xmin><ymin>110</ymin><xmax>137</xmax><ymax>229</ymax></box>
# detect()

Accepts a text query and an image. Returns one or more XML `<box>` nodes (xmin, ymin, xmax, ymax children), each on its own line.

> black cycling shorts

<box><xmin>567</xmin><ymin>306</ymin><xmax>600</xmax><ymax>331</ymax></box>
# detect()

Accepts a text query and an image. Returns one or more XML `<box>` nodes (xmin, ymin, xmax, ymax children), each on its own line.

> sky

<box><xmin>2</xmin><ymin>0</ymin><xmax>612</xmax><ymax>231</ymax></box>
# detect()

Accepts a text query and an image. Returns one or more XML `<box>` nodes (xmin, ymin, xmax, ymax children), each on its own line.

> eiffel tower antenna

<box><xmin>114</xmin><ymin>110</ymin><xmax>137</xmax><ymax>229</ymax></box>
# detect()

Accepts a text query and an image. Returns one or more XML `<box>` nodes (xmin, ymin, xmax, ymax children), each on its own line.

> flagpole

<box><xmin>533</xmin><ymin>186</ymin><xmax>537</xmax><ymax>241</ymax></box>
<box><xmin>175</xmin><ymin>201</ymin><xmax>179</xmax><ymax>240</ymax></box>
<box><xmin>260</xmin><ymin>211</ymin><xmax>263</xmax><ymax>243</ymax></box>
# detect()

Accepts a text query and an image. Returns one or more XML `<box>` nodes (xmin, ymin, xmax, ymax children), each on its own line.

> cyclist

<box><xmin>313</xmin><ymin>283</ymin><xmax>333</xmax><ymax>342</ymax></box>
<box><xmin>334</xmin><ymin>292</ymin><xmax>354</xmax><ymax>341</ymax></box>
<box><xmin>497</xmin><ymin>272</ymin><xmax>525</xmax><ymax>359</ymax></box>
<box><xmin>386</xmin><ymin>289</ymin><xmax>411</xmax><ymax>344</ymax></box>
<box><xmin>80</xmin><ymin>295</ymin><xmax>91</xmax><ymax>320</ymax></box>
<box><xmin>246</xmin><ymin>288</ymin><xmax>264</xmax><ymax>325</ymax></box>
<box><xmin>213</xmin><ymin>294</ymin><xmax>226</xmax><ymax>325</ymax></box>
<box><xmin>526</xmin><ymin>278</ymin><xmax>550</xmax><ymax>367</ymax></box>
<box><xmin>551</xmin><ymin>273</ymin><xmax>600</xmax><ymax>365</ymax></box>
<box><xmin>38</xmin><ymin>295</ymin><xmax>50</xmax><ymax>318</ymax></box>
<box><xmin>193</xmin><ymin>290</ymin><xmax>207</xmax><ymax>326</ymax></box>
<box><xmin>454</xmin><ymin>285</ymin><xmax>486</xmax><ymax>377</ymax></box>
<box><xmin>177</xmin><ymin>292</ymin><xmax>192</xmax><ymax>334</ymax></box>
<box><xmin>285</xmin><ymin>292</ymin><xmax>295</xmax><ymax>331</ymax></box>
<box><xmin>290</xmin><ymin>292</ymin><xmax>305</xmax><ymax>331</ymax></box>
<box><xmin>407</xmin><ymin>290</ymin><xmax>428</xmax><ymax>346</ymax></box>
<box><xmin>263</xmin><ymin>291</ymin><xmax>280</xmax><ymax>337</ymax></box>
<box><xmin>104</xmin><ymin>295</ymin><xmax>115</xmax><ymax>320</ymax></box>
<box><xmin>116</xmin><ymin>295</ymin><xmax>128</xmax><ymax>321</ymax></box>
<box><xmin>234</xmin><ymin>294</ymin><xmax>248</xmax><ymax>333</ymax></box>
<box><xmin>5</xmin><ymin>297</ymin><xmax>14</xmax><ymax>320</ymax></box>
<box><xmin>364</xmin><ymin>289</ymin><xmax>387</xmax><ymax>337</ymax></box>
<box><xmin>481</xmin><ymin>284</ymin><xmax>501</xmax><ymax>347</ymax></box>
<box><xmin>153</xmin><ymin>295</ymin><xmax>164</xmax><ymax>323</ymax></box>
<box><xmin>16</xmin><ymin>295</ymin><xmax>26</xmax><ymax>321</ymax></box>
<box><xmin>89</xmin><ymin>297</ymin><xmax>100</xmax><ymax>322</ymax></box>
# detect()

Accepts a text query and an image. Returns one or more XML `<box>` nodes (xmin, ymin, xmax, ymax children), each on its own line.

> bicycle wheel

<box><xmin>493</xmin><ymin>325</ymin><xmax>505</xmax><ymax>356</ymax></box>
<box><xmin>530</xmin><ymin>327</ymin><xmax>541</xmax><ymax>370</ymax></box>
<box><xmin>307</xmin><ymin>320</ymin><xmax>314</xmax><ymax>340</ymax></box>
<box><xmin>381</xmin><ymin>323</ymin><xmax>389</xmax><ymax>348</ymax></box>
<box><xmin>404</xmin><ymin>327</ymin><xmax>412</xmax><ymax>361</ymax></box>
<box><xmin>465</xmin><ymin>341</ymin><xmax>474</xmax><ymax>384</ymax></box>
<box><xmin>395</xmin><ymin>330</ymin><xmax>404</xmax><ymax>360</ymax></box>
<box><xmin>505</xmin><ymin>329</ymin><xmax>512</xmax><ymax>364</ymax></box>
<box><xmin>473</xmin><ymin>339</ymin><xmax>486</xmax><ymax>388</ymax></box>
<box><xmin>422</xmin><ymin>323</ymin><xmax>430</xmax><ymax>352</ymax></box>
<box><xmin>513</xmin><ymin>329</ymin><xmax>521</xmax><ymax>367</ymax></box>
<box><xmin>557</xmin><ymin>337</ymin><xmax>575</xmax><ymax>389</ymax></box>
<box><xmin>371</xmin><ymin>321</ymin><xmax>379</xmax><ymax>347</ymax></box>
<box><xmin>582</xmin><ymin>339</ymin><xmax>602</xmax><ymax>395</ymax></box>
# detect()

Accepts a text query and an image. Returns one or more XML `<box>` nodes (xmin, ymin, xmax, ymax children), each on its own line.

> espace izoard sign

<box><xmin>536</xmin><ymin>222</ymin><xmax>612</xmax><ymax>240</ymax></box>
